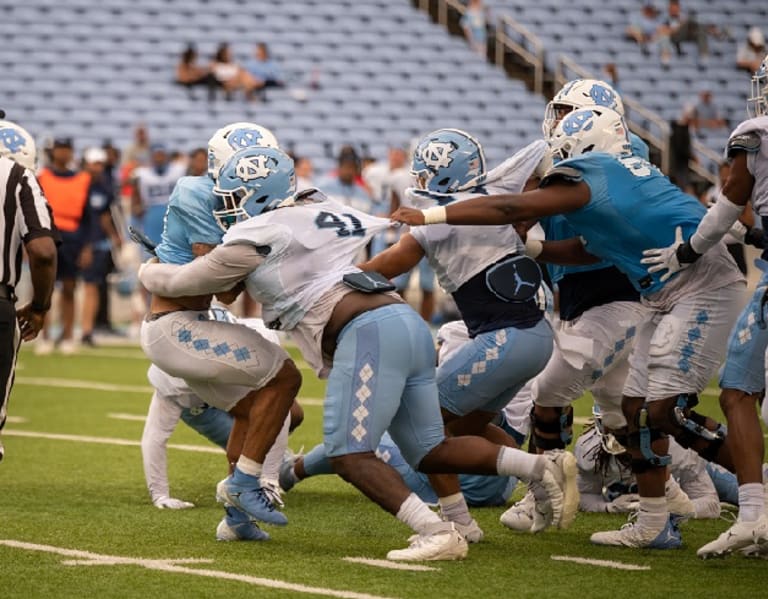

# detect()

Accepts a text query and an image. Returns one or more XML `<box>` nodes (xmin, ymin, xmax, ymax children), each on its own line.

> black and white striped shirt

<box><xmin>0</xmin><ymin>156</ymin><xmax>57</xmax><ymax>288</ymax></box>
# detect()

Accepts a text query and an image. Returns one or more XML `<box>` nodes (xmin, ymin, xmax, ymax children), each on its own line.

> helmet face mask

<box><xmin>0</xmin><ymin>120</ymin><xmax>37</xmax><ymax>170</ymax></box>
<box><xmin>410</xmin><ymin>128</ymin><xmax>486</xmax><ymax>195</ymax></box>
<box><xmin>543</xmin><ymin>79</ymin><xmax>625</xmax><ymax>138</ymax></box>
<box><xmin>212</xmin><ymin>147</ymin><xmax>296</xmax><ymax>231</ymax></box>
<box><xmin>747</xmin><ymin>54</ymin><xmax>768</xmax><ymax>117</ymax></box>
<box><xmin>207</xmin><ymin>122</ymin><xmax>279</xmax><ymax>179</ymax></box>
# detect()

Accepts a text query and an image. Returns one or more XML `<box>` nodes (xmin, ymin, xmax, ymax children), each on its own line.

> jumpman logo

<box><xmin>511</xmin><ymin>267</ymin><xmax>538</xmax><ymax>295</ymax></box>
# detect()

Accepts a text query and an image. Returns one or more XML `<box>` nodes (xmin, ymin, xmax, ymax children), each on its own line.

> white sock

<box><xmin>637</xmin><ymin>496</ymin><xmax>668</xmax><ymax>533</ymax></box>
<box><xmin>261</xmin><ymin>415</ymin><xmax>291</xmax><ymax>484</ymax></box>
<box><xmin>665</xmin><ymin>477</ymin><xmax>683</xmax><ymax>499</ymax></box>
<box><xmin>496</xmin><ymin>447</ymin><xmax>545</xmax><ymax>480</ymax></box>
<box><xmin>738</xmin><ymin>483</ymin><xmax>765</xmax><ymax>522</ymax></box>
<box><xmin>396</xmin><ymin>492</ymin><xmax>443</xmax><ymax>534</ymax></box>
<box><xmin>237</xmin><ymin>455</ymin><xmax>263</xmax><ymax>478</ymax></box>
<box><xmin>438</xmin><ymin>492</ymin><xmax>472</xmax><ymax>526</ymax></box>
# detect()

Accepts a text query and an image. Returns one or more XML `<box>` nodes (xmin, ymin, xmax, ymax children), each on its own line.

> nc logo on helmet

<box><xmin>0</xmin><ymin>128</ymin><xmax>27</xmax><ymax>153</ymax></box>
<box><xmin>236</xmin><ymin>155</ymin><xmax>273</xmax><ymax>181</ymax></box>
<box><xmin>421</xmin><ymin>141</ymin><xmax>454</xmax><ymax>170</ymax></box>
<box><xmin>562</xmin><ymin>112</ymin><xmax>595</xmax><ymax>136</ymax></box>
<box><xmin>228</xmin><ymin>128</ymin><xmax>264</xmax><ymax>149</ymax></box>
<box><xmin>589</xmin><ymin>84</ymin><xmax>616</xmax><ymax>108</ymax></box>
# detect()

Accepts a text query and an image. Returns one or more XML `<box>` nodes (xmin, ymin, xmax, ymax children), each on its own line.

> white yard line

<box><xmin>342</xmin><ymin>557</ymin><xmax>438</xmax><ymax>572</ymax></box>
<box><xmin>108</xmin><ymin>413</ymin><xmax>147</xmax><ymax>422</ymax></box>
<box><xmin>550</xmin><ymin>555</ymin><xmax>650</xmax><ymax>571</ymax></box>
<box><xmin>3</xmin><ymin>430</ymin><xmax>223</xmax><ymax>454</ymax></box>
<box><xmin>0</xmin><ymin>540</ymin><xmax>399</xmax><ymax>599</ymax></box>
<box><xmin>16</xmin><ymin>377</ymin><xmax>153</xmax><ymax>394</ymax></box>
<box><xmin>4</xmin><ymin>416</ymin><xmax>28</xmax><ymax>424</ymax></box>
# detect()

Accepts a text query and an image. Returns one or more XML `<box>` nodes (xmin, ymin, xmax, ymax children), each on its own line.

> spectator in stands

<box><xmin>669</xmin><ymin>110</ymin><xmax>693</xmax><ymax>190</ymax></box>
<box><xmin>210</xmin><ymin>43</ymin><xmax>260</xmax><ymax>101</ymax></box>
<box><xmin>737</xmin><ymin>27</ymin><xmax>766</xmax><ymax>74</ymax></box>
<box><xmin>684</xmin><ymin>87</ymin><xmax>727</xmax><ymax>133</ymax></box>
<box><xmin>175</xmin><ymin>44</ymin><xmax>217</xmax><ymax>101</ymax></box>
<box><xmin>294</xmin><ymin>155</ymin><xmax>314</xmax><ymax>191</ymax></box>
<box><xmin>245</xmin><ymin>43</ymin><xmax>285</xmax><ymax>100</ymax></box>
<box><xmin>187</xmin><ymin>147</ymin><xmax>208</xmax><ymax>177</ymax></box>
<box><xmin>124</xmin><ymin>124</ymin><xmax>150</xmax><ymax>166</ymax></box>
<box><xmin>80</xmin><ymin>148</ymin><xmax>122</xmax><ymax>347</ymax></box>
<box><xmin>657</xmin><ymin>1</ymin><xmax>728</xmax><ymax>64</ymax></box>
<box><xmin>625</xmin><ymin>3</ymin><xmax>660</xmax><ymax>55</ymax></box>
<box><xmin>460</xmin><ymin>0</ymin><xmax>488</xmax><ymax>56</ymax></box>
<box><xmin>36</xmin><ymin>138</ymin><xmax>93</xmax><ymax>355</ymax></box>
<box><xmin>602</xmin><ymin>63</ymin><xmax>621</xmax><ymax>93</ymax></box>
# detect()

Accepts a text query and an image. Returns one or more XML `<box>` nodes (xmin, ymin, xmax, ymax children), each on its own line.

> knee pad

<box><xmin>624</xmin><ymin>403</ymin><xmax>671</xmax><ymax>473</ymax></box>
<box><xmin>670</xmin><ymin>394</ymin><xmax>726</xmax><ymax>461</ymax></box>
<box><xmin>531</xmin><ymin>405</ymin><xmax>573</xmax><ymax>450</ymax></box>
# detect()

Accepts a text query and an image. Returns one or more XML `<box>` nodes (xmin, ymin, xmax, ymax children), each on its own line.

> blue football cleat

<box><xmin>216</xmin><ymin>506</ymin><xmax>270</xmax><ymax>541</ymax></box>
<box><xmin>218</xmin><ymin>470</ymin><xmax>288</xmax><ymax>526</ymax></box>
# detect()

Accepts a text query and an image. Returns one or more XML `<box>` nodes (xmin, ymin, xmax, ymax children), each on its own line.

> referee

<box><xmin>0</xmin><ymin>114</ymin><xmax>58</xmax><ymax>462</ymax></box>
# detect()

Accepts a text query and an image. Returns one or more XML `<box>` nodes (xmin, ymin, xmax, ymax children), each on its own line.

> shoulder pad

<box><xmin>726</xmin><ymin>132</ymin><xmax>761</xmax><ymax>157</ymax></box>
<box><xmin>540</xmin><ymin>165</ymin><xmax>583</xmax><ymax>187</ymax></box>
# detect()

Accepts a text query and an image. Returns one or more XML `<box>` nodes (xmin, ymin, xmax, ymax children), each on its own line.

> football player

<box><xmin>138</xmin><ymin>146</ymin><xmax>576</xmax><ymax>561</ymax></box>
<box><xmin>392</xmin><ymin>106</ymin><xmax>745</xmax><ymax>550</ymax></box>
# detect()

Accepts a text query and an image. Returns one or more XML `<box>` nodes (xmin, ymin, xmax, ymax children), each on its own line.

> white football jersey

<box><xmin>409</xmin><ymin>141</ymin><xmax>547</xmax><ymax>293</ymax></box>
<box><xmin>728</xmin><ymin>116</ymin><xmax>768</xmax><ymax>216</ymax></box>
<box><xmin>135</xmin><ymin>163</ymin><xmax>186</xmax><ymax>207</ymax></box>
<box><xmin>222</xmin><ymin>193</ymin><xmax>393</xmax><ymax>373</ymax></box>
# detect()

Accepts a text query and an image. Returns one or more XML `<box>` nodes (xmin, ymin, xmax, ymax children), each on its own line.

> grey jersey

<box><xmin>728</xmin><ymin>116</ymin><xmax>768</xmax><ymax>216</ymax></box>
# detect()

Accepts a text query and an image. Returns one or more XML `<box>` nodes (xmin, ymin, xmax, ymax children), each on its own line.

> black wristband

<box><xmin>30</xmin><ymin>301</ymin><xmax>51</xmax><ymax>313</ymax></box>
<box><xmin>745</xmin><ymin>227</ymin><xmax>766</xmax><ymax>249</ymax></box>
<box><xmin>675</xmin><ymin>241</ymin><xmax>702</xmax><ymax>265</ymax></box>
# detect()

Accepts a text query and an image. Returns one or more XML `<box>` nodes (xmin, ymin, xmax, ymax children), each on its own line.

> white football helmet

<box><xmin>748</xmin><ymin>53</ymin><xmax>768</xmax><ymax>117</ymax></box>
<box><xmin>543</xmin><ymin>79</ymin><xmax>625</xmax><ymax>138</ymax></box>
<box><xmin>549</xmin><ymin>107</ymin><xmax>631</xmax><ymax>163</ymax></box>
<box><xmin>207</xmin><ymin>122</ymin><xmax>279</xmax><ymax>178</ymax></box>
<box><xmin>0</xmin><ymin>120</ymin><xmax>37</xmax><ymax>170</ymax></box>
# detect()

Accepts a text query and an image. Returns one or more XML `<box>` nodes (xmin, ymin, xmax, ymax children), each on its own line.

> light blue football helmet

<box><xmin>748</xmin><ymin>53</ymin><xmax>768</xmax><ymax>117</ymax></box>
<box><xmin>410</xmin><ymin>128</ymin><xmax>486</xmax><ymax>194</ymax></box>
<box><xmin>543</xmin><ymin>79</ymin><xmax>624</xmax><ymax>138</ymax></box>
<box><xmin>212</xmin><ymin>146</ymin><xmax>296</xmax><ymax>231</ymax></box>
<box><xmin>549</xmin><ymin>107</ymin><xmax>631</xmax><ymax>163</ymax></box>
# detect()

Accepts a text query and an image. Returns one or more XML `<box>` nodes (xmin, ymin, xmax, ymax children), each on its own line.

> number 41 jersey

<box><xmin>221</xmin><ymin>190</ymin><xmax>391</xmax><ymax>332</ymax></box>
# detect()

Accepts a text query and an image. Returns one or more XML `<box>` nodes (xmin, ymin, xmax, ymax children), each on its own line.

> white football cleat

<box><xmin>453</xmin><ymin>518</ymin><xmax>484</xmax><ymax>543</ymax></box>
<box><xmin>591</xmin><ymin>516</ymin><xmax>682</xmax><ymax>549</ymax></box>
<box><xmin>500</xmin><ymin>490</ymin><xmax>535</xmax><ymax>532</ymax></box>
<box><xmin>666</xmin><ymin>484</ymin><xmax>696</xmax><ymax>519</ymax></box>
<box><xmin>387</xmin><ymin>523</ymin><xmax>468</xmax><ymax>562</ymax></box>
<box><xmin>697</xmin><ymin>515</ymin><xmax>768</xmax><ymax>559</ymax></box>
<box><xmin>530</xmin><ymin>450</ymin><xmax>579</xmax><ymax>532</ymax></box>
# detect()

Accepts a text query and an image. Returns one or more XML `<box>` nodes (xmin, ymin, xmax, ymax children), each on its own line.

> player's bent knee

<box><xmin>329</xmin><ymin>453</ymin><xmax>373</xmax><ymax>482</ymax></box>
<box><xmin>289</xmin><ymin>400</ymin><xmax>304</xmax><ymax>431</ymax></box>
<box><xmin>274</xmin><ymin>359</ymin><xmax>303</xmax><ymax>398</ymax></box>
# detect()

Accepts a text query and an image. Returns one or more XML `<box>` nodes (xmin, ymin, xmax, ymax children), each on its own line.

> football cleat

<box><xmin>278</xmin><ymin>451</ymin><xmax>301</xmax><ymax>493</ymax></box>
<box><xmin>217</xmin><ymin>474</ymin><xmax>288</xmax><ymax>526</ymax></box>
<box><xmin>216</xmin><ymin>506</ymin><xmax>270</xmax><ymax>542</ymax></box>
<box><xmin>387</xmin><ymin>522</ymin><xmax>468</xmax><ymax>562</ymax></box>
<box><xmin>530</xmin><ymin>450</ymin><xmax>579</xmax><ymax>532</ymax></box>
<box><xmin>451</xmin><ymin>518</ymin><xmax>484</xmax><ymax>544</ymax></box>
<box><xmin>590</xmin><ymin>516</ymin><xmax>682</xmax><ymax>549</ymax></box>
<box><xmin>697</xmin><ymin>515</ymin><xmax>768</xmax><ymax>559</ymax></box>
<box><xmin>666</xmin><ymin>482</ymin><xmax>696</xmax><ymax>520</ymax></box>
<box><xmin>500</xmin><ymin>489</ymin><xmax>535</xmax><ymax>532</ymax></box>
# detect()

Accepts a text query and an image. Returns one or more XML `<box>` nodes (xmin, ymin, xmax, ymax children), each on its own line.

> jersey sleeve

<box><xmin>170</xmin><ymin>180</ymin><xmax>222</xmax><ymax>246</ymax></box>
<box><xmin>540</xmin><ymin>165</ymin><xmax>584</xmax><ymax>187</ymax></box>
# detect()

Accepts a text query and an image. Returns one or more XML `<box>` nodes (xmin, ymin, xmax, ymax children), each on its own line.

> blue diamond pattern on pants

<box><xmin>233</xmin><ymin>347</ymin><xmax>251</xmax><ymax>362</ymax></box>
<box><xmin>603</xmin><ymin>354</ymin><xmax>615</xmax><ymax>367</ymax></box>
<box><xmin>696</xmin><ymin>310</ymin><xmax>709</xmax><ymax>324</ymax></box>
<box><xmin>178</xmin><ymin>329</ymin><xmax>192</xmax><ymax>343</ymax></box>
<box><xmin>213</xmin><ymin>342</ymin><xmax>231</xmax><ymax>356</ymax></box>
<box><xmin>614</xmin><ymin>339</ymin><xmax>625</xmax><ymax>352</ymax></box>
<box><xmin>193</xmin><ymin>339</ymin><xmax>210</xmax><ymax>351</ymax></box>
<box><xmin>680</xmin><ymin>343</ymin><xmax>695</xmax><ymax>359</ymax></box>
<box><xmin>678</xmin><ymin>359</ymin><xmax>690</xmax><ymax>373</ymax></box>
<box><xmin>688</xmin><ymin>327</ymin><xmax>701</xmax><ymax>342</ymax></box>
<box><xmin>626</xmin><ymin>326</ymin><xmax>636</xmax><ymax>339</ymax></box>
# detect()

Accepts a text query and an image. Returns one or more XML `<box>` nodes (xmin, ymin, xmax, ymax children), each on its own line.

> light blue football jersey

<box><xmin>542</xmin><ymin>152</ymin><xmax>706</xmax><ymax>295</ymax></box>
<box><xmin>542</xmin><ymin>133</ymin><xmax>650</xmax><ymax>284</ymax></box>
<box><xmin>155</xmin><ymin>176</ymin><xmax>223</xmax><ymax>265</ymax></box>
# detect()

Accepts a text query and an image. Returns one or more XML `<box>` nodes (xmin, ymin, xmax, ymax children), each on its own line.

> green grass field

<box><xmin>1</xmin><ymin>344</ymin><xmax>766</xmax><ymax>599</ymax></box>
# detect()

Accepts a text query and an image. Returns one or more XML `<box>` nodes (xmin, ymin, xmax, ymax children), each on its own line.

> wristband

<box><xmin>524</xmin><ymin>238</ymin><xmax>543</xmax><ymax>259</ymax></box>
<box><xmin>675</xmin><ymin>240</ymin><xmax>702</xmax><ymax>265</ymax></box>
<box><xmin>421</xmin><ymin>206</ymin><xmax>447</xmax><ymax>225</ymax></box>
<box><xmin>30</xmin><ymin>301</ymin><xmax>51</xmax><ymax>313</ymax></box>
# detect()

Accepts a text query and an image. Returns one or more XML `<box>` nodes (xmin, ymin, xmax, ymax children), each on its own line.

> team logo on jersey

<box><xmin>562</xmin><ymin>111</ymin><xmax>595</xmax><ymax>136</ymax></box>
<box><xmin>236</xmin><ymin>154</ymin><xmax>273</xmax><ymax>181</ymax></box>
<box><xmin>0</xmin><ymin>128</ymin><xmax>27</xmax><ymax>153</ymax></box>
<box><xmin>420</xmin><ymin>141</ymin><xmax>454</xmax><ymax>170</ymax></box>
<box><xmin>589</xmin><ymin>84</ymin><xmax>616</xmax><ymax>109</ymax></box>
<box><xmin>227</xmin><ymin>128</ymin><xmax>265</xmax><ymax>149</ymax></box>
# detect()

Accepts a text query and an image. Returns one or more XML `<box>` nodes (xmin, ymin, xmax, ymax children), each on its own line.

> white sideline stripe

<box><xmin>16</xmin><ymin>377</ymin><xmax>153</xmax><ymax>394</ymax></box>
<box><xmin>551</xmin><ymin>555</ymin><xmax>650</xmax><ymax>571</ymax></box>
<box><xmin>4</xmin><ymin>416</ymin><xmax>28</xmax><ymax>424</ymax></box>
<box><xmin>3</xmin><ymin>430</ymin><xmax>224</xmax><ymax>454</ymax></box>
<box><xmin>0</xmin><ymin>540</ymin><xmax>399</xmax><ymax>599</ymax></box>
<box><xmin>342</xmin><ymin>557</ymin><xmax>439</xmax><ymax>572</ymax></box>
<box><xmin>108</xmin><ymin>413</ymin><xmax>147</xmax><ymax>422</ymax></box>
<box><xmin>573</xmin><ymin>417</ymin><xmax>590</xmax><ymax>425</ymax></box>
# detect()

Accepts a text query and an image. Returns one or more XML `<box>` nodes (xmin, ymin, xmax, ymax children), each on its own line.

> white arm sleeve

<box><xmin>689</xmin><ymin>197</ymin><xmax>745</xmax><ymax>255</ymax></box>
<box><xmin>141</xmin><ymin>392</ymin><xmax>183</xmax><ymax>502</ymax></box>
<box><xmin>139</xmin><ymin>243</ymin><xmax>265</xmax><ymax>297</ymax></box>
